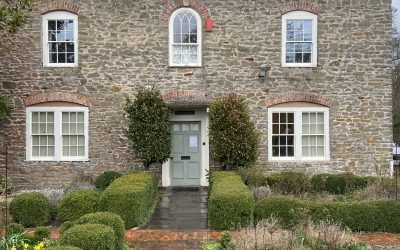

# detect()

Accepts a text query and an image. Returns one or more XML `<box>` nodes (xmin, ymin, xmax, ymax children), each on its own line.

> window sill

<box><xmin>168</xmin><ymin>65</ymin><xmax>203</xmax><ymax>68</ymax></box>
<box><xmin>281</xmin><ymin>63</ymin><xmax>317</xmax><ymax>68</ymax></box>
<box><xmin>26</xmin><ymin>159</ymin><xmax>90</xmax><ymax>162</ymax></box>
<box><xmin>43</xmin><ymin>64</ymin><xmax>78</xmax><ymax>68</ymax></box>
<box><xmin>268</xmin><ymin>159</ymin><xmax>330</xmax><ymax>163</ymax></box>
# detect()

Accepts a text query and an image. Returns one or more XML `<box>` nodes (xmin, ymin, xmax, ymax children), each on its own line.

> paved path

<box><xmin>140</xmin><ymin>187</ymin><xmax>208</xmax><ymax>230</ymax></box>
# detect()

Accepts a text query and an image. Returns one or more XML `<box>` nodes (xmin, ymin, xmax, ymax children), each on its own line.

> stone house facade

<box><xmin>0</xmin><ymin>0</ymin><xmax>393</xmax><ymax>189</ymax></box>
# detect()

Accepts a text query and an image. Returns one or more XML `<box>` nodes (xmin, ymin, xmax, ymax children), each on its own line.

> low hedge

<box><xmin>58</xmin><ymin>190</ymin><xmax>100</xmax><ymax>222</ymax></box>
<box><xmin>6</xmin><ymin>223</ymin><xmax>25</xmax><ymax>237</ymax></box>
<box><xmin>208</xmin><ymin>172</ymin><xmax>254</xmax><ymax>230</ymax></box>
<box><xmin>10</xmin><ymin>192</ymin><xmax>52</xmax><ymax>227</ymax></box>
<box><xmin>255</xmin><ymin>196</ymin><xmax>400</xmax><ymax>233</ymax></box>
<box><xmin>99</xmin><ymin>172</ymin><xmax>158</xmax><ymax>229</ymax></box>
<box><xmin>46</xmin><ymin>247</ymin><xmax>82</xmax><ymax>250</ymax></box>
<box><xmin>265</xmin><ymin>171</ymin><xmax>309</xmax><ymax>195</ymax></box>
<box><xmin>75</xmin><ymin>212</ymin><xmax>125</xmax><ymax>250</ymax></box>
<box><xmin>94</xmin><ymin>171</ymin><xmax>123</xmax><ymax>191</ymax></box>
<box><xmin>309</xmin><ymin>173</ymin><xmax>374</xmax><ymax>195</ymax></box>
<box><xmin>60</xmin><ymin>223</ymin><xmax>115</xmax><ymax>250</ymax></box>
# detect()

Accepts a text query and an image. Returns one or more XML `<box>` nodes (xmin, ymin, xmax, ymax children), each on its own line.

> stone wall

<box><xmin>0</xmin><ymin>0</ymin><xmax>393</xmax><ymax>190</ymax></box>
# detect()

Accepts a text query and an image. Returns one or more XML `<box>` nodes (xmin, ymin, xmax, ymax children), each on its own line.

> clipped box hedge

<box><xmin>10</xmin><ymin>192</ymin><xmax>52</xmax><ymax>227</ymax></box>
<box><xmin>255</xmin><ymin>196</ymin><xmax>400</xmax><ymax>233</ymax></box>
<box><xmin>60</xmin><ymin>223</ymin><xmax>115</xmax><ymax>250</ymax></box>
<box><xmin>58</xmin><ymin>190</ymin><xmax>100</xmax><ymax>222</ymax></box>
<box><xmin>309</xmin><ymin>173</ymin><xmax>374</xmax><ymax>195</ymax></box>
<box><xmin>208</xmin><ymin>172</ymin><xmax>254</xmax><ymax>230</ymax></box>
<box><xmin>74</xmin><ymin>212</ymin><xmax>125</xmax><ymax>250</ymax></box>
<box><xmin>99</xmin><ymin>172</ymin><xmax>158</xmax><ymax>229</ymax></box>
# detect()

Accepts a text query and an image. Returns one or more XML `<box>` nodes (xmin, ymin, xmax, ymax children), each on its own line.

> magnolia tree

<box><xmin>124</xmin><ymin>88</ymin><xmax>171</xmax><ymax>170</ymax></box>
<box><xmin>209</xmin><ymin>92</ymin><xmax>260</xmax><ymax>170</ymax></box>
<box><xmin>0</xmin><ymin>0</ymin><xmax>31</xmax><ymax>32</ymax></box>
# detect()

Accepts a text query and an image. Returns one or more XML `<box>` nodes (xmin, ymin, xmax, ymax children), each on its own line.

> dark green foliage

<box><xmin>58</xmin><ymin>190</ymin><xmax>100</xmax><ymax>222</ymax></box>
<box><xmin>310</xmin><ymin>173</ymin><xmax>372</xmax><ymax>195</ymax></box>
<box><xmin>46</xmin><ymin>247</ymin><xmax>82</xmax><ymax>250</ymax></box>
<box><xmin>99</xmin><ymin>172</ymin><xmax>158</xmax><ymax>229</ymax></box>
<box><xmin>10</xmin><ymin>192</ymin><xmax>52</xmax><ymax>227</ymax></box>
<box><xmin>208</xmin><ymin>172</ymin><xmax>254</xmax><ymax>230</ymax></box>
<box><xmin>209</xmin><ymin>93</ymin><xmax>260</xmax><ymax>170</ymax></box>
<box><xmin>94</xmin><ymin>171</ymin><xmax>123</xmax><ymax>191</ymax></box>
<box><xmin>238</xmin><ymin>167</ymin><xmax>267</xmax><ymax>187</ymax></box>
<box><xmin>75</xmin><ymin>212</ymin><xmax>125</xmax><ymax>250</ymax></box>
<box><xmin>0</xmin><ymin>95</ymin><xmax>11</xmax><ymax>120</ymax></box>
<box><xmin>33</xmin><ymin>226</ymin><xmax>51</xmax><ymax>241</ymax></box>
<box><xmin>60</xmin><ymin>223</ymin><xmax>115</xmax><ymax>250</ymax></box>
<box><xmin>217</xmin><ymin>232</ymin><xmax>235</xmax><ymax>249</ymax></box>
<box><xmin>6</xmin><ymin>223</ymin><xmax>25</xmax><ymax>237</ymax></box>
<box><xmin>255</xmin><ymin>196</ymin><xmax>400</xmax><ymax>233</ymax></box>
<box><xmin>0</xmin><ymin>0</ymin><xmax>32</xmax><ymax>32</ymax></box>
<box><xmin>254</xmin><ymin>196</ymin><xmax>302</xmax><ymax>228</ymax></box>
<box><xmin>266</xmin><ymin>171</ymin><xmax>309</xmax><ymax>195</ymax></box>
<box><xmin>60</xmin><ymin>221</ymin><xmax>75</xmax><ymax>235</ymax></box>
<box><xmin>124</xmin><ymin>88</ymin><xmax>171</xmax><ymax>170</ymax></box>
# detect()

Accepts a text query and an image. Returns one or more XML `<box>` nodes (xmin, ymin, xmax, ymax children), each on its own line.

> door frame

<box><xmin>162</xmin><ymin>108</ymin><xmax>209</xmax><ymax>187</ymax></box>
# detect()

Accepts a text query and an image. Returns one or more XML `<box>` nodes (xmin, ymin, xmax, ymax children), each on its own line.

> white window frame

<box><xmin>281</xmin><ymin>11</ymin><xmax>318</xmax><ymax>67</ymax></box>
<box><xmin>42</xmin><ymin>11</ymin><xmax>78</xmax><ymax>67</ymax></box>
<box><xmin>26</xmin><ymin>106</ymin><xmax>89</xmax><ymax>161</ymax></box>
<box><xmin>268</xmin><ymin>106</ymin><xmax>329</xmax><ymax>162</ymax></box>
<box><xmin>168</xmin><ymin>8</ymin><xmax>202</xmax><ymax>67</ymax></box>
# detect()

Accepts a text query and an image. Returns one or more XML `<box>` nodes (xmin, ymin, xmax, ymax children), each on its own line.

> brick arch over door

<box><xmin>160</xmin><ymin>0</ymin><xmax>209</xmax><ymax>20</ymax></box>
<box><xmin>278</xmin><ymin>0</ymin><xmax>321</xmax><ymax>15</ymax></box>
<box><xmin>41</xmin><ymin>0</ymin><xmax>80</xmax><ymax>15</ymax></box>
<box><xmin>23</xmin><ymin>92</ymin><xmax>92</xmax><ymax>107</ymax></box>
<box><xmin>265</xmin><ymin>92</ymin><xmax>332</xmax><ymax>107</ymax></box>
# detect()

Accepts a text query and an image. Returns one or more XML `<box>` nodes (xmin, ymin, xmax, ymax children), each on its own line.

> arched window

<box><xmin>42</xmin><ymin>11</ymin><xmax>78</xmax><ymax>67</ymax></box>
<box><xmin>169</xmin><ymin>8</ymin><xmax>202</xmax><ymax>67</ymax></box>
<box><xmin>282</xmin><ymin>11</ymin><xmax>317</xmax><ymax>67</ymax></box>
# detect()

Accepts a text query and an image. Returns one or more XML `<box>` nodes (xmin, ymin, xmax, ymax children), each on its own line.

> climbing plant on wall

<box><xmin>0</xmin><ymin>0</ymin><xmax>32</xmax><ymax>32</ymax></box>
<box><xmin>0</xmin><ymin>95</ymin><xmax>10</xmax><ymax>121</ymax></box>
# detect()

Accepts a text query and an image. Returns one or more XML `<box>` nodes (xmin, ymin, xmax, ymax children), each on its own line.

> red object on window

<box><xmin>205</xmin><ymin>18</ymin><xmax>213</xmax><ymax>31</ymax></box>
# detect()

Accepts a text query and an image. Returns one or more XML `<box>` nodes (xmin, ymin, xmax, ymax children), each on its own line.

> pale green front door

<box><xmin>171</xmin><ymin>122</ymin><xmax>202</xmax><ymax>186</ymax></box>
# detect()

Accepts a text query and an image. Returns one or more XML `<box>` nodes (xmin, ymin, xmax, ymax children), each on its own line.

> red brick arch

<box><xmin>279</xmin><ymin>0</ymin><xmax>321</xmax><ymax>16</ymax></box>
<box><xmin>265</xmin><ymin>93</ymin><xmax>332</xmax><ymax>107</ymax></box>
<box><xmin>24</xmin><ymin>93</ymin><xmax>92</xmax><ymax>107</ymax></box>
<box><xmin>41</xmin><ymin>0</ymin><xmax>80</xmax><ymax>15</ymax></box>
<box><xmin>160</xmin><ymin>0</ymin><xmax>209</xmax><ymax>20</ymax></box>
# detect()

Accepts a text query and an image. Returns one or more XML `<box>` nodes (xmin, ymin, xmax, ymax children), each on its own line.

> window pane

<box><xmin>48</xmin><ymin>20</ymin><xmax>56</xmax><ymax>30</ymax></box>
<box><xmin>50</xmin><ymin>53</ymin><xmax>57</xmax><ymax>63</ymax></box>
<box><xmin>182</xmin><ymin>34</ymin><xmax>190</xmax><ymax>43</ymax></box>
<box><xmin>174</xmin><ymin>34</ymin><xmax>181</xmax><ymax>43</ymax></box>
<box><xmin>66</xmin><ymin>43</ymin><xmax>74</xmax><ymax>52</ymax></box>
<box><xmin>40</xmin><ymin>112</ymin><xmax>47</xmax><ymax>122</ymax></box>
<box><xmin>40</xmin><ymin>146</ymin><xmax>48</xmax><ymax>156</ymax></box>
<box><xmin>287</xmin><ymin>31</ymin><xmax>294</xmax><ymax>41</ymax></box>
<box><xmin>304</xmin><ymin>32</ymin><xmax>312</xmax><ymax>41</ymax></box>
<box><xmin>78</xmin><ymin>146</ymin><xmax>85</xmax><ymax>156</ymax></box>
<box><xmin>280</xmin><ymin>113</ymin><xmax>287</xmax><ymax>123</ymax></box>
<box><xmin>70</xmin><ymin>136</ymin><xmax>77</xmax><ymax>145</ymax></box>
<box><xmin>40</xmin><ymin>123</ymin><xmax>47</xmax><ymax>133</ymax></box>
<box><xmin>48</xmin><ymin>31</ymin><xmax>56</xmax><ymax>41</ymax></box>
<box><xmin>32</xmin><ymin>136</ymin><xmax>40</xmax><ymax>145</ymax></box>
<box><xmin>48</xmin><ymin>136</ymin><xmax>55</xmax><ymax>145</ymax></box>
<box><xmin>295</xmin><ymin>53</ymin><xmax>302</xmax><ymax>63</ymax></box>
<box><xmin>286</xmin><ymin>43</ymin><xmax>294</xmax><ymax>53</ymax></box>
<box><xmin>32</xmin><ymin>146</ymin><xmax>40</xmax><ymax>157</ymax></box>
<box><xmin>295</xmin><ymin>20</ymin><xmax>303</xmax><ymax>31</ymax></box>
<box><xmin>286</xmin><ymin>20</ymin><xmax>294</xmax><ymax>30</ymax></box>
<box><xmin>303</xmin><ymin>43</ymin><xmax>311</xmax><ymax>52</ymax></box>
<box><xmin>70</xmin><ymin>146</ymin><xmax>77</xmax><ymax>156</ymax></box>
<box><xmin>58</xmin><ymin>53</ymin><xmax>66</xmax><ymax>63</ymax></box>
<box><xmin>302</xmin><ymin>53</ymin><xmax>311</xmax><ymax>63</ymax></box>
<box><xmin>63</xmin><ymin>146</ymin><xmax>69</xmax><ymax>156</ymax></box>
<box><xmin>286</xmin><ymin>53</ymin><xmax>294</xmax><ymax>63</ymax></box>
<box><xmin>62</xmin><ymin>123</ymin><xmax>69</xmax><ymax>134</ymax></box>
<box><xmin>67</xmin><ymin>53</ymin><xmax>75</xmax><ymax>63</ymax></box>
<box><xmin>304</xmin><ymin>20</ymin><xmax>312</xmax><ymax>31</ymax></box>
<box><xmin>190</xmin><ymin>34</ymin><xmax>197</xmax><ymax>43</ymax></box>
<box><xmin>272</xmin><ymin>113</ymin><xmax>279</xmax><ymax>123</ymax></box>
<box><xmin>273</xmin><ymin>124</ymin><xmax>279</xmax><ymax>134</ymax></box>
<box><xmin>63</xmin><ymin>136</ymin><xmax>69</xmax><ymax>145</ymax></box>
<box><xmin>62</xmin><ymin>112</ymin><xmax>69</xmax><ymax>122</ymax></box>
<box><xmin>78</xmin><ymin>135</ymin><xmax>85</xmax><ymax>145</ymax></box>
<box><xmin>32</xmin><ymin>123</ymin><xmax>39</xmax><ymax>134</ymax></box>
<box><xmin>294</xmin><ymin>32</ymin><xmax>303</xmax><ymax>41</ymax></box>
<box><xmin>48</xmin><ymin>146</ymin><xmax>55</xmax><ymax>156</ymax></box>
<box><xmin>70</xmin><ymin>113</ymin><xmax>77</xmax><ymax>122</ymax></box>
<box><xmin>295</xmin><ymin>43</ymin><xmax>303</xmax><ymax>52</ymax></box>
<box><xmin>316</xmin><ymin>146</ymin><xmax>324</xmax><ymax>157</ymax></box>
<box><xmin>65</xmin><ymin>31</ymin><xmax>74</xmax><ymax>41</ymax></box>
<box><xmin>173</xmin><ymin>19</ymin><xmax>181</xmax><ymax>33</ymax></box>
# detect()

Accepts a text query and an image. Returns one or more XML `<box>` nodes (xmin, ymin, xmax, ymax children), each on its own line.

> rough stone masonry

<box><xmin>0</xmin><ymin>0</ymin><xmax>393</xmax><ymax>190</ymax></box>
